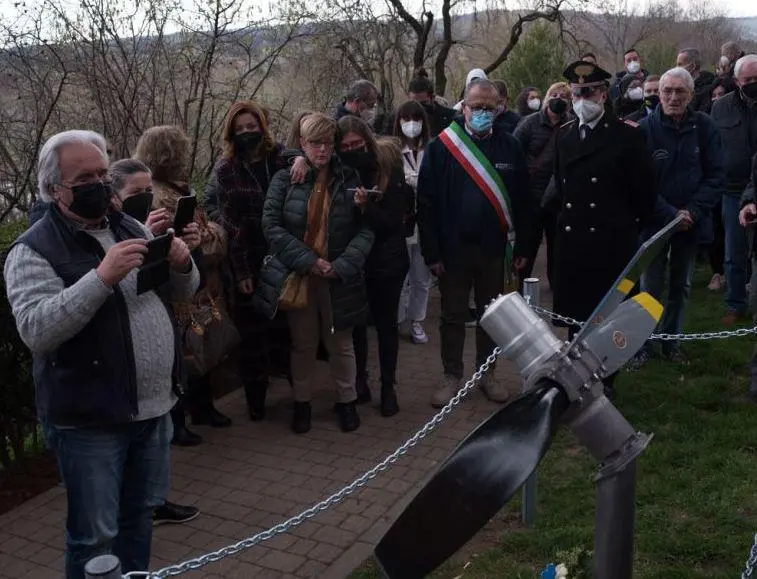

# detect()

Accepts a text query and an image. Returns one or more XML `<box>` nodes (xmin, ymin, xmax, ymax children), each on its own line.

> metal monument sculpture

<box><xmin>375</xmin><ymin>215</ymin><xmax>686</xmax><ymax>579</ymax></box>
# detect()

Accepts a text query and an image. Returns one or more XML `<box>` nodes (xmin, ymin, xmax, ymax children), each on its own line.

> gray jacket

<box><xmin>711</xmin><ymin>91</ymin><xmax>757</xmax><ymax>197</ymax></box>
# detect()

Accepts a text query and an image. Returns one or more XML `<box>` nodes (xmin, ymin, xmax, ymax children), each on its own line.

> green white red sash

<box><xmin>438</xmin><ymin>122</ymin><xmax>515</xmax><ymax>261</ymax></box>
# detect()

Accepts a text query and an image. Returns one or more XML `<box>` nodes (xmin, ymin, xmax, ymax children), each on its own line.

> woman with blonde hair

<box><xmin>337</xmin><ymin>115</ymin><xmax>412</xmax><ymax>417</ymax></box>
<box><xmin>255</xmin><ymin>112</ymin><xmax>374</xmax><ymax>434</ymax></box>
<box><xmin>211</xmin><ymin>100</ymin><xmax>289</xmax><ymax>421</ymax></box>
<box><xmin>134</xmin><ymin>125</ymin><xmax>234</xmax><ymax>436</ymax></box>
<box><xmin>513</xmin><ymin>81</ymin><xmax>572</xmax><ymax>285</ymax></box>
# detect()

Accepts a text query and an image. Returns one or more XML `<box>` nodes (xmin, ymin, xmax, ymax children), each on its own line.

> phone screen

<box><xmin>143</xmin><ymin>232</ymin><xmax>173</xmax><ymax>267</ymax></box>
<box><xmin>173</xmin><ymin>196</ymin><xmax>198</xmax><ymax>235</ymax></box>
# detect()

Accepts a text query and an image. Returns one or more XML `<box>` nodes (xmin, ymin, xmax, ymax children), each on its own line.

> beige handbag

<box><xmin>278</xmin><ymin>273</ymin><xmax>309</xmax><ymax>311</ymax></box>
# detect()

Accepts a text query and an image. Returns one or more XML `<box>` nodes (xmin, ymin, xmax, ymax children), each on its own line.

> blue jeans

<box><xmin>641</xmin><ymin>232</ymin><xmax>698</xmax><ymax>353</ymax></box>
<box><xmin>723</xmin><ymin>195</ymin><xmax>749</xmax><ymax>313</ymax></box>
<box><xmin>44</xmin><ymin>414</ymin><xmax>172</xmax><ymax>579</ymax></box>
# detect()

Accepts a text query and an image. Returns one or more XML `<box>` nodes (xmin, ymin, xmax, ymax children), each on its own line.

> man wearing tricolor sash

<box><xmin>417</xmin><ymin>78</ymin><xmax>535</xmax><ymax>408</ymax></box>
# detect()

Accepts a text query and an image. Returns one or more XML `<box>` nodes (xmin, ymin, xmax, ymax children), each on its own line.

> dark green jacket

<box><xmin>253</xmin><ymin>158</ymin><xmax>374</xmax><ymax>330</ymax></box>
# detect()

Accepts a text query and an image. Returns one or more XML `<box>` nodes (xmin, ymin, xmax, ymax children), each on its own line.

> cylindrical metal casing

<box><xmin>480</xmin><ymin>292</ymin><xmax>562</xmax><ymax>379</ymax></box>
<box><xmin>568</xmin><ymin>395</ymin><xmax>636</xmax><ymax>461</ymax></box>
<box><xmin>522</xmin><ymin>277</ymin><xmax>540</xmax><ymax>307</ymax></box>
<box><xmin>84</xmin><ymin>555</ymin><xmax>122</xmax><ymax>579</ymax></box>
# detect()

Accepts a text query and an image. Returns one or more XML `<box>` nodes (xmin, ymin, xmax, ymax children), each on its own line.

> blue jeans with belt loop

<box><xmin>43</xmin><ymin>413</ymin><xmax>172</xmax><ymax>579</ymax></box>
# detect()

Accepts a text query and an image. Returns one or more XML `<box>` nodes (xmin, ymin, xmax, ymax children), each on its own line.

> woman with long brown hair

<box><xmin>212</xmin><ymin>100</ymin><xmax>288</xmax><ymax>421</ymax></box>
<box><xmin>337</xmin><ymin>115</ymin><xmax>412</xmax><ymax>417</ymax></box>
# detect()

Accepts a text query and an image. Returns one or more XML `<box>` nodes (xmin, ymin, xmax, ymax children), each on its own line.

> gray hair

<box><xmin>660</xmin><ymin>67</ymin><xmax>695</xmax><ymax>93</ymax></box>
<box><xmin>464</xmin><ymin>78</ymin><xmax>499</xmax><ymax>101</ymax></box>
<box><xmin>37</xmin><ymin>130</ymin><xmax>108</xmax><ymax>202</ymax></box>
<box><xmin>679</xmin><ymin>48</ymin><xmax>701</xmax><ymax>71</ymax></box>
<box><xmin>734</xmin><ymin>54</ymin><xmax>757</xmax><ymax>80</ymax></box>
<box><xmin>345</xmin><ymin>80</ymin><xmax>378</xmax><ymax>103</ymax></box>
<box><xmin>108</xmin><ymin>158</ymin><xmax>151</xmax><ymax>196</ymax></box>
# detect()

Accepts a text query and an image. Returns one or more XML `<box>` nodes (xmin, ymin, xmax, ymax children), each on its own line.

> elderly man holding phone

<box><xmin>3</xmin><ymin>130</ymin><xmax>199</xmax><ymax>579</ymax></box>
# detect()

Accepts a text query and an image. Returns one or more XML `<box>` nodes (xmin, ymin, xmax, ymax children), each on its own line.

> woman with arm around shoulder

<box><xmin>392</xmin><ymin>100</ymin><xmax>432</xmax><ymax>346</ymax></box>
<box><xmin>338</xmin><ymin>115</ymin><xmax>412</xmax><ymax>418</ymax></box>
<box><xmin>261</xmin><ymin>113</ymin><xmax>374</xmax><ymax>434</ymax></box>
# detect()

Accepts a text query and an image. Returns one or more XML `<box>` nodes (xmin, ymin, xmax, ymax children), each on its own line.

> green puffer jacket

<box><xmin>252</xmin><ymin>158</ymin><xmax>375</xmax><ymax>331</ymax></box>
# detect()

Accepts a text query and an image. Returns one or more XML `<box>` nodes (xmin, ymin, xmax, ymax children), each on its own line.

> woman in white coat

<box><xmin>393</xmin><ymin>100</ymin><xmax>433</xmax><ymax>344</ymax></box>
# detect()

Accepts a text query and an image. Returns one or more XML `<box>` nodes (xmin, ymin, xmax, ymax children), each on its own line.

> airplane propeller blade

<box><xmin>375</xmin><ymin>380</ymin><xmax>569</xmax><ymax>579</ymax></box>
<box><xmin>581</xmin><ymin>292</ymin><xmax>663</xmax><ymax>377</ymax></box>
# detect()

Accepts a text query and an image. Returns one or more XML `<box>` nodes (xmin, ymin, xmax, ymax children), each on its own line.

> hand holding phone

<box><xmin>143</xmin><ymin>232</ymin><xmax>174</xmax><ymax>267</ymax></box>
<box><xmin>173</xmin><ymin>195</ymin><xmax>198</xmax><ymax>236</ymax></box>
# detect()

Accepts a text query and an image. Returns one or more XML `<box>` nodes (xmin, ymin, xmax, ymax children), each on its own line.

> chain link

<box><xmin>531</xmin><ymin>305</ymin><xmax>757</xmax><ymax>342</ymax></box>
<box><xmin>743</xmin><ymin>533</ymin><xmax>757</xmax><ymax>578</ymax></box>
<box><xmin>132</xmin><ymin>349</ymin><xmax>501</xmax><ymax>578</ymax></box>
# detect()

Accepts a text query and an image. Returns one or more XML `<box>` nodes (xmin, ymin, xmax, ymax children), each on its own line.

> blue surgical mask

<box><xmin>470</xmin><ymin>110</ymin><xmax>494</xmax><ymax>134</ymax></box>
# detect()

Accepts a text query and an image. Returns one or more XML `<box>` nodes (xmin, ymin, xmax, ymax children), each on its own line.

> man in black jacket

<box><xmin>625</xmin><ymin>75</ymin><xmax>660</xmax><ymax>122</ymax></box>
<box><xmin>381</xmin><ymin>73</ymin><xmax>456</xmax><ymax>137</ymax></box>
<box><xmin>738</xmin><ymin>152</ymin><xmax>757</xmax><ymax>400</ymax></box>
<box><xmin>677</xmin><ymin>48</ymin><xmax>716</xmax><ymax>113</ymax></box>
<box><xmin>711</xmin><ymin>54</ymin><xmax>757</xmax><ymax>325</ymax></box>
<box><xmin>417</xmin><ymin>78</ymin><xmax>533</xmax><ymax>408</ymax></box>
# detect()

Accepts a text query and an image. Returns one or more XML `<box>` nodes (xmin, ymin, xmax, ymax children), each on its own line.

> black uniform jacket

<box><xmin>548</xmin><ymin>113</ymin><xmax>656</xmax><ymax>323</ymax></box>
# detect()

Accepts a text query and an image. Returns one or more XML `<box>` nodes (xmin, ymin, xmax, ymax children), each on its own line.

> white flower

<box><xmin>555</xmin><ymin>563</ymin><xmax>569</xmax><ymax>578</ymax></box>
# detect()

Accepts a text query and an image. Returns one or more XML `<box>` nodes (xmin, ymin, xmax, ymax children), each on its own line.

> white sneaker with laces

<box><xmin>411</xmin><ymin>321</ymin><xmax>428</xmax><ymax>344</ymax></box>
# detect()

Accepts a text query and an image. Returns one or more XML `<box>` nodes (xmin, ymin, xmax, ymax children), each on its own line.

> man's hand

<box><xmin>290</xmin><ymin>156</ymin><xmax>309</xmax><ymax>184</ymax></box>
<box><xmin>513</xmin><ymin>256</ymin><xmax>529</xmax><ymax>274</ymax></box>
<box><xmin>429</xmin><ymin>262</ymin><xmax>445</xmax><ymax>277</ymax></box>
<box><xmin>181</xmin><ymin>222</ymin><xmax>201</xmax><ymax>251</ymax></box>
<box><xmin>96</xmin><ymin>239</ymin><xmax>148</xmax><ymax>286</ymax></box>
<box><xmin>146</xmin><ymin>209</ymin><xmax>171</xmax><ymax>236</ymax></box>
<box><xmin>237</xmin><ymin>278</ymin><xmax>254</xmax><ymax>294</ymax></box>
<box><xmin>676</xmin><ymin>209</ymin><xmax>694</xmax><ymax>231</ymax></box>
<box><xmin>310</xmin><ymin>258</ymin><xmax>333</xmax><ymax>277</ymax></box>
<box><xmin>740</xmin><ymin>203</ymin><xmax>757</xmax><ymax>227</ymax></box>
<box><xmin>167</xmin><ymin>237</ymin><xmax>192</xmax><ymax>272</ymax></box>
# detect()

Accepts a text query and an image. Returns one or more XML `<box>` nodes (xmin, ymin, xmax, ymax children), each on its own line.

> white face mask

<box><xmin>361</xmin><ymin>108</ymin><xmax>376</xmax><ymax>126</ymax></box>
<box><xmin>627</xmin><ymin>87</ymin><xmax>644</xmax><ymax>101</ymax></box>
<box><xmin>626</xmin><ymin>60</ymin><xmax>641</xmax><ymax>74</ymax></box>
<box><xmin>573</xmin><ymin>98</ymin><xmax>604</xmax><ymax>124</ymax></box>
<box><xmin>527</xmin><ymin>98</ymin><xmax>541</xmax><ymax>111</ymax></box>
<box><xmin>401</xmin><ymin>120</ymin><xmax>423</xmax><ymax>139</ymax></box>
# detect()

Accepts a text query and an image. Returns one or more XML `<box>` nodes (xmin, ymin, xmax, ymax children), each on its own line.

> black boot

<box><xmin>192</xmin><ymin>406</ymin><xmax>232</xmax><ymax>428</ymax></box>
<box><xmin>292</xmin><ymin>402</ymin><xmax>312</xmax><ymax>434</ymax></box>
<box><xmin>245</xmin><ymin>381</ymin><xmax>268</xmax><ymax>422</ymax></box>
<box><xmin>380</xmin><ymin>383</ymin><xmax>399</xmax><ymax>417</ymax></box>
<box><xmin>191</xmin><ymin>376</ymin><xmax>231</xmax><ymax>427</ymax></box>
<box><xmin>336</xmin><ymin>401</ymin><xmax>360</xmax><ymax>432</ymax></box>
<box><xmin>355</xmin><ymin>374</ymin><xmax>372</xmax><ymax>404</ymax></box>
<box><xmin>171</xmin><ymin>402</ymin><xmax>203</xmax><ymax>446</ymax></box>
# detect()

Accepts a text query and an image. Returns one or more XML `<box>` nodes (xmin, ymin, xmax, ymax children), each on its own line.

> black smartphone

<box><xmin>173</xmin><ymin>195</ymin><xmax>198</xmax><ymax>236</ymax></box>
<box><xmin>143</xmin><ymin>232</ymin><xmax>173</xmax><ymax>267</ymax></box>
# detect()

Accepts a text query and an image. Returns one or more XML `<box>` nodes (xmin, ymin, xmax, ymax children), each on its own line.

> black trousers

<box><xmin>709</xmin><ymin>199</ymin><xmax>725</xmax><ymax>276</ymax></box>
<box><xmin>353</xmin><ymin>275</ymin><xmax>406</xmax><ymax>387</ymax></box>
<box><xmin>522</xmin><ymin>208</ymin><xmax>557</xmax><ymax>287</ymax></box>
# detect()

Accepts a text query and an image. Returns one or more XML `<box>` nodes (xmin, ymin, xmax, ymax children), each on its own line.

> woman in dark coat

<box><xmin>212</xmin><ymin>100</ymin><xmax>288</xmax><ymax>421</ymax></box>
<box><xmin>338</xmin><ymin>115</ymin><xmax>412</xmax><ymax>417</ymax></box>
<box><xmin>255</xmin><ymin>113</ymin><xmax>374</xmax><ymax>434</ymax></box>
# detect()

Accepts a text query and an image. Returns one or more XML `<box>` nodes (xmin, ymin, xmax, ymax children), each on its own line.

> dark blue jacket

<box><xmin>12</xmin><ymin>205</ymin><xmax>178</xmax><ymax>426</ymax></box>
<box><xmin>639</xmin><ymin>107</ymin><xmax>726</xmax><ymax>243</ymax></box>
<box><xmin>417</xmin><ymin>118</ymin><xmax>533</xmax><ymax>267</ymax></box>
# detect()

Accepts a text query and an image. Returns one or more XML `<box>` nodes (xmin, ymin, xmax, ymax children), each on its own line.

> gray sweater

<box><xmin>4</xmin><ymin>224</ymin><xmax>199</xmax><ymax>423</ymax></box>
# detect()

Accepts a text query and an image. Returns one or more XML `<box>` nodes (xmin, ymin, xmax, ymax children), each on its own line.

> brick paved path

<box><xmin>0</xmin><ymin>260</ymin><xmax>551</xmax><ymax>579</ymax></box>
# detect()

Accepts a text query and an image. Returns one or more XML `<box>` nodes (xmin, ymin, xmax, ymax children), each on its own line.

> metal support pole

<box><xmin>520</xmin><ymin>277</ymin><xmax>540</xmax><ymax>526</ymax></box>
<box><xmin>84</xmin><ymin>555</ymin><xmax>123</xmax><ymax>579</ymax></box>
<box><xmin>594</xmin><ymin>459</ymin><xmax>638</xmax><ymax>579</ymax></box>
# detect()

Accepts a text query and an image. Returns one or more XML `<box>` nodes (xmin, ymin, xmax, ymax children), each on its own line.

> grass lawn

<box><xmin>351</xmin><ymin>266</ymin><xmax>757</xmax><ymax>579</ymax></box>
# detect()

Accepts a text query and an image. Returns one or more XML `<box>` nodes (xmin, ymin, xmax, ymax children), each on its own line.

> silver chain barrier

<box><xmin>123</xmin><ymin>349</ymin><xmax>502</xmax><ymax>578</ymax></box>
<box><xmin>743</xmin><ymin>533</ymin><xmax>757</xmax><ymax>578</ymax></box>
<box><xmin>531</xmin><ymin>306</ymin><xmax>757</xmax><ymax>342</ymax></box>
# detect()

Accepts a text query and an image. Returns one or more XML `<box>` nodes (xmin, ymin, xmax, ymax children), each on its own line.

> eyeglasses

<box><xmin>306</xmin><ymin>140</ymin><xmax>334</xmax><ymax>150</ymax></box>
<box><xmin>465</xmin><ymin>104</ymin><xmax>497</xmax><ymax>113</ymax></box>
<box><xmin>661</xmin><ymin>88</ymin><xmax>689</xmax><ymax>97</ymax></box>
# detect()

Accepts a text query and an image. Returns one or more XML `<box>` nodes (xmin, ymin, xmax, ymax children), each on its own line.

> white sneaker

<box><xmin>431</xmin><ymin>375</ymin><xmax>460</xmax><ymax>408</ymax></box>
<box><xmin>410</xmin><ymin>321</ymin><xmax>428</xmax><ymax>344</ymax></box>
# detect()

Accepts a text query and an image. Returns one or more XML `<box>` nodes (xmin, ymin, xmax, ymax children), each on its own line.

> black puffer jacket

<box><xmin>359</xmin><ymin>167</ymin><xmax>412</xmax><ymax>280</ymax></box>
<box><xmin>254</xmin><ymin>157</ymin><xmax>374</xmax><ymax>330</ymax></box>
<box><xmin>513</xmin><ymin>109</ymin><xmax>565</xmax><ymax>208</ymax></box>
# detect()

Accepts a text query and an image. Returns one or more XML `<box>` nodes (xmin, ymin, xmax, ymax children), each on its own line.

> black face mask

<box><xmin>548</xmin><ymin>98</ymin><xmax>567</xmax><ymax>115</ymax></box>
<box><xmin>121</xmin><ymin>192</ymin><xmax>154</xmax><ymax>223</ymax></box>
<box><xmin>234</xmin><ymin>131</ymin><xmax>263</xmax><ymax>152</ymax></box>
<box><xmin>65</xmin><ymin>181</ymin><xmax>112</xmax><ymax>220</ymax></box>
<box><xmin>644</xmin><ymin>94</ymin><xmax>660</xmax><ymax>110</ymax></box>
<box><xmin>742</xmin><ymin>82</ymin><xmax>757</xmax><ymax>101</ymax></box>
<box><xmin>339</xmin><ymin>149</ymin><xmax>377</xmax><ymax>171</ymax></box>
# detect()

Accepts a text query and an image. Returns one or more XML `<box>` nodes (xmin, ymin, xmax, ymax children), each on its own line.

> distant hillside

<box><xmin>733</xmin><ymin>16</ymin><xmax>757</xmax><ymax>39</ymax></box>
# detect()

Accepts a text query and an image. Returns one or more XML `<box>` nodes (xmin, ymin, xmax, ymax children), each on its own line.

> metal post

<box><xmin>594</xmin><ymin>459</ymin><xmax>638</xmax><ymax>579</ymax></box>
<box><xmin>520</xmin><ymin>277</ymin><xmax>540</xmax><ymax>526</ymax></box>
<box><xmin>84</xmin><ymin>555</ymin><xmax>123</xmax><ymax>579</ymax></box>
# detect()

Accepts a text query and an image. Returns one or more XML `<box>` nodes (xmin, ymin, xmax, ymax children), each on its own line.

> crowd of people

<box><xmin>2</xmin><ymin>39</ymin><xmax>757</xmax><ymax>578</ymax></box>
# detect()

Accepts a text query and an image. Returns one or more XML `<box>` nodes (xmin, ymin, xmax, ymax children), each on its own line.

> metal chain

<box><xmin>531</xmin><ymin>305</ymin><xmax>757</xmax><ymax>342</ymax></box>
<box><xmin>126</xmin><ymin>349</ymin><xmax>501</xmax><ymax>578</ymax></box>
<box><xmin>742</xmin><ymin>533</ymin><xmax>757</xmax><ymax>578</ymax></box>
